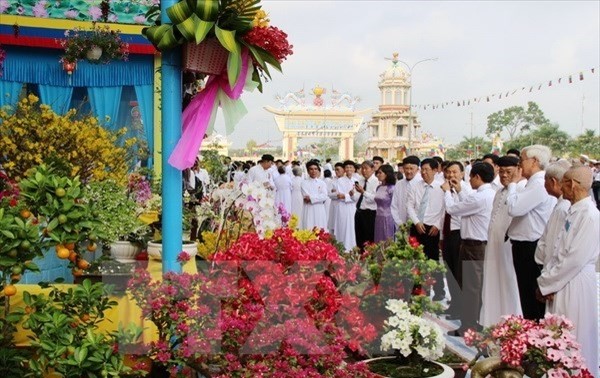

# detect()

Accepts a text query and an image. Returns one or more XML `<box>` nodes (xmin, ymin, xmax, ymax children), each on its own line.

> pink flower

<box><xmin>177</xmin><ymin>251</ymin><xmax>191</xmax><ymax>263</ymax></box>
<box><xmin>88</xmin><ymin>5</ymin><xmax>102</xmax><ymax>20</ymax></box>
<box><xmin>133</xmin><ymin>14</ymin><xmax>146</xmax><ymax>24</ymax></box>
<box><xmin>0</xmin><ymin>0</ymin><xmax>9</xmax><ymax>13</ymax></box>
<box><xmin>64</xmin><ymin>9</ymin><xmax>78</xmax><ymax>19</ymax></box>
<box><xmin>32</xmin><ymin>0</ymin><xmax>48</xmax><ymax>17</ymax></box>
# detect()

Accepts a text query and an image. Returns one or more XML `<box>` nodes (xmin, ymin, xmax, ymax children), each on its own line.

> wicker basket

<box><xmin>183</xmin><ymin>38</ymin><xmax>229</xmax><ymax>75</ymax></box>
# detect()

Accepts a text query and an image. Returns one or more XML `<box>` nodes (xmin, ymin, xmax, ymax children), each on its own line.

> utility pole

<box><xmin>470</xmin><ymin>112</ymin><xmax>474</xmax><ymax>139</ymax></box>
<box><xmin>581</xmin><ymin>94</ymin><xmax>585</xmax><ymax>133</ymax></box>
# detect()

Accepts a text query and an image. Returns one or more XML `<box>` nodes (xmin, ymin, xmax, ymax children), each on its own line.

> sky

<box><xmin>212</xmin><ymin>1</ymin><xmax>600</xmax><ymax>150</ymax></box>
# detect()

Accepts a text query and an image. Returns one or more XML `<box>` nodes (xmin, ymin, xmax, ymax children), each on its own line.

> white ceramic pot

<box><xmin>147</xmin><ymin>241</ymin><xmax>198</xmax><ymax>261</ymax></box>
<box><xmin>86</xmin><ymin>46</ymin><xmax>103</xmax><ymax>61</ymax></box>
<box><xmin>110</xmin><ymin>241</ymin><xmax>141</xmax><ymax>263</ymax></box>
<box><xmin>363</xmin><ymin>356</ymin><xmax>455</xmax><ymax>378</ymax></box>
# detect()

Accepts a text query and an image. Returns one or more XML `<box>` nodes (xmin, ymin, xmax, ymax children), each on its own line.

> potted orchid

<box><xmin>59</xmin><ymin>24</ymin><xmax>129</xmax><ymax>66</ymax></box>
<box><xmin>363</xmin><ymin>299</ymin><xmax>452</xmax><ymax>378</ymax></box>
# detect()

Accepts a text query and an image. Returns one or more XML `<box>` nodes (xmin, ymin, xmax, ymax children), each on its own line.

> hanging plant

<box><xmin>58</xmin><ymin>24</ymin><xmax>129</xmax><ymax>65</ymax></box>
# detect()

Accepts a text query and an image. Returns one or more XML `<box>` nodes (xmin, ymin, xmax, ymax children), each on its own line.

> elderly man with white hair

<box><xmin>506</xmin><ymin>145</ymin><xmax>557</xmax><ymax>320</ymax></box>
<box><xmin>534</xmin><ymin>160</ymin><xmax>572</xmax><ymax>266</ymax></box>
<box><xmin>537</xmin><ymin>166</ymin><xmax>599</xmax><ymax>378</ymax></box>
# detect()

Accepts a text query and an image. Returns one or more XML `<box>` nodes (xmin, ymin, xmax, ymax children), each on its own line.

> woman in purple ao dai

<box><xmin>374</xmin><ymin>164</ymin><xmax>397</xmax><ymax>242</ymax></box>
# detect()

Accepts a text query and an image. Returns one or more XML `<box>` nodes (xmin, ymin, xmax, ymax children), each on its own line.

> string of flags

<box><xmin>412</xmin><ymin>67</ymin><xmax>597</xmax><ymax>111</ymax></box>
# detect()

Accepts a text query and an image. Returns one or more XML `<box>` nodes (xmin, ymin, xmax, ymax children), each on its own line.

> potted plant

<box><xmin>464</xmin><ymin>314</ymin><xmax>594</xmax><ymax>378</ymax></box>
<box><xmin>363</xmin><ymin>299</ymin><xmax>453</xmax><ymax>378</ymax></box>
<box><xmin>115</xmin><ymin>323</ymin><xmax>152</xmax><ymax>375</ymax></box>
<box><xmin>84</xmin><ymin>180</ymin><xmax>149</xmax><ymax>263</ymax></box>
<box><xmin>129</xmin><ymin>228</ymin><xmax>378</xmax><ymax>377</ymax></box>
<box><xmin>58</xmin><ymin>23</ymin><xmax>129</xmax><ymax>66</ymax></box>
<box><xmin>21</xmin><ymin>279</ymin><xmax>143</xmax><ymax>377</ymax></box>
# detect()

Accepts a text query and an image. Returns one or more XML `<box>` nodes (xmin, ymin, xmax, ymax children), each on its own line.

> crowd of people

<box><xmin>235</xmin><ymin>147</ymin><xmax>598</xmax><ymax>376</ymax></box>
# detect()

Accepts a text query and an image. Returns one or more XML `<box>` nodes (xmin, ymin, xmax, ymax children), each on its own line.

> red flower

<box><xmin>243</xmin><ymin>26</ymin><xmax>293</xmax><ymax>63</ymax></box>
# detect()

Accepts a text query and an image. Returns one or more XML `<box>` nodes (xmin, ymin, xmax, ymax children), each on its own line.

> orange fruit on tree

<box><xmin>80</xmin><ymin>313</ymin><xmax>90</xmax><ymax>322</ymax></box>
<box><xmin>64</xmin><ymin>242</ymin><xmax>76</xmax><ymax>250</ymax></box>
<box><xmin>20</xmin><ymin>209</ymin><xmax>31</xmax><ymax>219</ymax></box>
<box><xmin>3</xmin><ymin>284</ymin><xmax>17</xmax><ymax>296</ymax></box>
<box><xmin>72</xmin><ymin>268</ymin><xmax>84</xmax><ymax>277</ymax></box>
<box><xmin>77</xmin><ymin>259</ymin><xmax>90</xmax><ymax>270</ymax></box>
<box><xmin>10</xmin><ymin>274</ymin><xmax>22</xmax><ymax>282</ymax></box>
<box><xmin>56</xmin><ymin>247</ymin><xmax>70</xmax><ymax>259</ymax></box>
<box><xmin>86</xmin><ymin>243</ymin><xmax>97</xmax><ymax>252</ymax></box>
<box><xmin>68</xmin><ymin>251</ymin><xmax>78</xmax><ymax>262</ymax></box>
<box><xmin>55</xmin><ymin>244</ymin><xmax>65</xmax><ymax>252</ymax></box>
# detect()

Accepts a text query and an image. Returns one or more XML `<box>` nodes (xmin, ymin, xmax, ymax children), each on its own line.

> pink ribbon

<box><xmin>168</xmin><ymin>49</ymin><xmax>250</xmax><ymax>170</ymax></box>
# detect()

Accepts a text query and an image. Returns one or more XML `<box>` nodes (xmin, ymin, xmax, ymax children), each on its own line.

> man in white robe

<box><xmin>300</xmin><ymin>160</ymin><xmax>328</xmax><ymax>231</ymax></box>
<box><xmin>327</xmin><ymin>163</ymin><xmax>345</xmax><ymax>233</ymax></box>
<box><xmin>480</xmin><ymin>156</ymin><xmax>524</xmax><ymax>327</ymax></box>
<box><xmin>537</xmin><ymin>166</ymin><xmax>599</xmax><ymax>378</ymax></box>
<box><xmin>247</xmin><ymin>154</ymin><xmax>275</xmax><ymax>189</ymax></box>
<box><xmin>334</xmin><ymin>161</ymin><xmax>358</xmax><ymax>251</ymax></box>
<box><xmin>534</xmin><ymin>160</ymin><xmax>572</xmax><ymax>266</ymax></box>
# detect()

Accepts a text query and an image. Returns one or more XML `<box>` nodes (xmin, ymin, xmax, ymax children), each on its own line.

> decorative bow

<box><xmin>168</xmin><ymin>48</ymin><xmax>256</xmax><ymax>170</ymax></box>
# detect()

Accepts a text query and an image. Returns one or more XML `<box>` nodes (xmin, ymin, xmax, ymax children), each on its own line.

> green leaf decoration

<box><xmin>194</xmin><ymin>19</ymin><xmax>215</xmax><ymax>44</ymax></box>
<box><xmin>166</xmin><ymin>0</ymin><xmax>192</xmax><ymax>24</ymax></box>
<box><xmin>226</xmin><ymin>50</ymin><xmax>243</xmax><ymax>88</ymax></box>
<box><xmin>196</xmin><ymin>0</ymin><xmax>220</xmax><ymax>21</ymax></box>
<box><xmin>215</xmin><ymin>26</ymin><xmax>238</xmax><ymax>53</ymax></box>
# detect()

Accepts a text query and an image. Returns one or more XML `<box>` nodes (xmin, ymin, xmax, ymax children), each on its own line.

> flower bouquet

<box><xmin>143</xmin><ymin>1</ymin><xmax>292</xmax><ymax>91</ymax></box>
<box><xmin>59</xmin><ymin>24</ymin><xmax>129</xmax><ymax>65</ymax></box>
<box><xmin>464</xmin><ymin>314</ymin><xmax>593</xmax><ymax>378</ymax></box>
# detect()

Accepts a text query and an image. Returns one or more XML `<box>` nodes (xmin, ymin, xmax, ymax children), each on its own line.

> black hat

<box><xmin>497</xmin><ymin>156</ymin><xmax>520</xmax><ymax>167</ymax></box>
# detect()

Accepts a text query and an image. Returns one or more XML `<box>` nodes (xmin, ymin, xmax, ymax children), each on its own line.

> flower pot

<box><xmin>86</xmin><ymin>46</ymin><xmax>103</xmax><ymax>61</ymax></box>
<box><xmin>147</xmin><ymin>240</ymin><xmax>198</xmax><ymax>260</ymax></box>
<box><xmin>364</xmin><ymin>356</ymin><xmax>455</xmax><ymax>378</ymax></box>
<box><xmin>110</xmin><ymin>241</ymin><xmax>141</xmax><ymax>263</ymax></box>
<box><xmin>183</xmin><ymin>38</ymin><xmax>228</xmax><ymax>75</ymax></box>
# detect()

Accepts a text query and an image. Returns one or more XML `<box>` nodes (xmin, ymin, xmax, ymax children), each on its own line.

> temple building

<box><xmin>366</xmin><ymin>53</ymin><xmax>421</xmax><ymax>161</ymax></box>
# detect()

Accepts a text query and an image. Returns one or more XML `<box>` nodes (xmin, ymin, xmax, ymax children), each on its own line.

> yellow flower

<box><xmin>252</xmin><ymin>9</ymin><xmax>270</xmax><ymax>28</ymax></box>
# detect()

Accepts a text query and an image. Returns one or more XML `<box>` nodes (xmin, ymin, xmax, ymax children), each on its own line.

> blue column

<box><xmin>161</xmin><ymin>0</ymin><xmax>183</xmax><ymax>274</ymax></box>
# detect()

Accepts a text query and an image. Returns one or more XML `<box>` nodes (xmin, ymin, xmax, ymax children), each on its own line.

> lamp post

<box><xmin>397</xmin><ymin>58</ymin><xmax>437</xmax><ymax>156</ymax></box>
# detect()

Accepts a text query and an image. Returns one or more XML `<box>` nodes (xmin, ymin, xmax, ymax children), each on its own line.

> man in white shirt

<box><xmin>247</xmin><ymin>154</ymin><xmax>276</xmax><ymax>190</ymax></box>
<box><xmin>443</xmin><ymin>162</ymin><xmax>496</xmax><ymax>335</ymax></box>
<box><xmin>537</xmin><ymin>166</ymin><xmax>599</xmax><ymax>378</ymax></box>
<box><xmin>391</xmin><ymin>156</ymin><xmax>422</xmax><ymax>227</ymax></box>
<box><xmin>534</xmin><ymin>160</ymin><xmax>572</xmax><ymax>266</ymax></box>
<box><xmin>441</xmin><ymin>161</ymin><xmax>471</xmax><ymax>316</ymax></box>
<box><xmin>300</xmin><ymin>160</ymin><xmax>329</xmax><ymax>231</ymax></box>
<box><xmin>323</xmin><ymin>158</ymin><xmax>333</xmax><ymax>175</ymax></box>
<box><xmin>480</xmin><ymin>156</ymin><xmax>524</xmax><ymax>327</ymax></box>
<box><xmin>506</xmin><ymin>145</ymin><xmax>556</xmax><ymax>320</ymax></box>
<box><xmin>354</xmin><ymin>160</ymin><xmax>379</xmax><ymax>250</ymax></box>
<box><xmin>407</xmin><ymin>158</ymin><xmax>445</xmax><ymax>299</ymax></box>
<box><xmin>327</xmin><ymin>162</ymin><xmax>345</xmax><ymax>234</ymax></box>
<box><xmin>482</xmin><ymin>153</ymin><xmax>502</xmax><ymax>191</ymax></box>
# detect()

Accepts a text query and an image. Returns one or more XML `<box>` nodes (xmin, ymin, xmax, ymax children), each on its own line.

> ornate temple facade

<box><xmin>366</xmin><ymin>54</ymin><xmax>421</xmax><ymax>162</ymax></box>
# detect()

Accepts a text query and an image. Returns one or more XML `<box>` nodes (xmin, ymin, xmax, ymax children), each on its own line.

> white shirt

<box><xmin>247</xmin><ymin>165</ymin><xmax>274</xmax><ymax>189</ymax></box>
<box><xmin>408</xmin><ymin>178</ymin><xmax>445</xmax><ymax>230</ymax></box>
<box><xmin>444</xmin><ymin>183</ymin><xmax>496</xmax><ymax>241</ymax></box>
<box><xmin>447</xmin><ymin>181</ymin><xmax>472</xmax><ymax>231</ymax></box>
<box><xmin>390</xmin><ymin>175</ymin><xmax>422</xmax><ymax>226</ymax></box>
<box><xmin>357</xmin><ymin>174</ymin><xmax>379</xmax><ymax>211</ymax></box>
<box><xmin>534</xmin><ymin>196</ymin><xmax>571</xmax><ymax>266</ymax></box>
<box><xmin>507</xmin><ymin>171</ymin><xmax>557</xmax><ymax>241</ymax></box>
<box><xmin>490</xmin><ymin>175</ymin><xmax>502</xmax><ymax>191</ymax></box>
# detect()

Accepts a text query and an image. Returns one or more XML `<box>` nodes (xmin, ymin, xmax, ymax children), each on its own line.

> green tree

<box><xmin>569</xmin><ymin>129</ymin><xmax>600</xmax><ymax>158</ymax></box>
<box><xmin>504</xmin><ymin>123</ymin><xmax>570</xmax><ymax>156</ymax></box>
<box><xmin>446</xmin><ymin>136</ymin><xmax>492</xmax><ymax>161</ymax></box>
<box><xmin>245</xmin><ymin>139</ymin><xmax>258</xmax><ymax>154</ymax></box>
<box><xmin>486</xmin><ymin>102</ymin><xmax>550</xmax><ymax>141</ymax></box>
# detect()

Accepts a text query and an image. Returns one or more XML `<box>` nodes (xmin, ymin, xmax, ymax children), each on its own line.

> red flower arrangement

<box><xmin>243</xmin><ymin>25</ymin><xmax>293</xmax><ymax>63</ymax></box>
<box><xmin>129</xmin><ymin>229</ymin><xmax>378</xmax><ymax>377</ymax></box>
